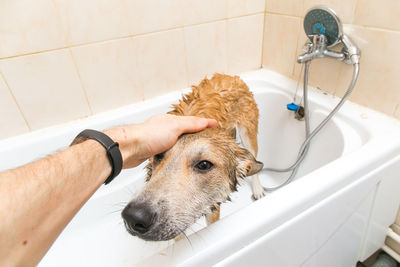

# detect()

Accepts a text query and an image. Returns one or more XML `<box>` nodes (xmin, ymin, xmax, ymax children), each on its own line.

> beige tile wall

<box><xmin>0</xmin><ymin>0</ymin><xmax>265</xmax><ymax>140</ymax></box>
<box><xmin>1</xmin><ymin>0</ymin><xmax>400</xmax><ymax>140</ymax></box>
<box><xmin>262</xmin><ymin>0</ymin><xmax>400</xmax><ymax>119</ymax></box>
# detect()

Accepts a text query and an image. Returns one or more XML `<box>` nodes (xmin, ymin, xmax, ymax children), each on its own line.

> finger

<box><xmin>205</xmin><ymin>118</ymin><xmax>218</xmax><ymax>128</ymax></box>
<box><xmin>176</xmin><ymin>116</ymin><xmax>217</xmax><ymax>134</ymax></box>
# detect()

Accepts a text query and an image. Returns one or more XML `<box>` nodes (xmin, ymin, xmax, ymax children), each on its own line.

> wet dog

<box><xmin>122</xmin><ymin>74</ymin><xmax>264</xmax><ymax>241</ymax></box>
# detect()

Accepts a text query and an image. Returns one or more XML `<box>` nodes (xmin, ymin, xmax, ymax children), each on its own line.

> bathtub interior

<box><xmin>252</xmin><ymin>79</ymin><xmax>367</xmax><ymax>189</ymax></box>
<box><xmin>0</xmin><ymin>71</ymin><xmax>369</xmax><ymax>267</ymax></box>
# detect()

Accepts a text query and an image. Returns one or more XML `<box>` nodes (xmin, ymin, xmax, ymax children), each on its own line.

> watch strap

<box><xmin>74</xmin><ymin>129</ymin><xmax>123</xmax><ymax>185</ymax></box>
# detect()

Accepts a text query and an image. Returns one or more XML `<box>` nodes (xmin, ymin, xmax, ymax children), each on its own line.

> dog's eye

<box><xmin>154</xmin><ymin>153</ymin><xmax>164</xmax><ymax>161</ymax></box>
<box><xmin>195</xmin><ymin>160</ymin><xmax>214</xmax><ymax>171</ymax></box>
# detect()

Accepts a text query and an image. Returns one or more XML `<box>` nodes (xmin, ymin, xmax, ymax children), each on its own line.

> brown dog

<box><xmin>122</xmin><ymin>74</ymin><xmax>264</xmax><ymax>241</ymax></box>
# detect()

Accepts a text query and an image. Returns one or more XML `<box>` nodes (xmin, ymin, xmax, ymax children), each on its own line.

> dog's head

<box><xmin>121</xmin><ymin>128</ymin><xmax>263</xmax><ymax>241</ymax></box>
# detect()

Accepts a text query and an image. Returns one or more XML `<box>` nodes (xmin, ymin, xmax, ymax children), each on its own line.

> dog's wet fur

<box><xmin>122</xmin><ymin>74</ymin><xmax>264</xmax><ymax>241</ymax></box>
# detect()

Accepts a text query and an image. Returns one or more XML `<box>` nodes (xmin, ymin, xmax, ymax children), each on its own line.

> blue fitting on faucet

<box><xmin>287</xmin><ymin>102</ymin><xmax>300</xmax><ymax>111</ymax></box>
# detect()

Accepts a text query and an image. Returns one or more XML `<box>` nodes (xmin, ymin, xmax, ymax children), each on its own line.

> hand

<box><xmin>106</xmin><ymin>114</ymin><xmax>217</xmax><ymax>168</ymax></box>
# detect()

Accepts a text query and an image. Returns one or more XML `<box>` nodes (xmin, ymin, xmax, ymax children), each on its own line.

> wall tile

<box><xmin>71</xmin><ymin>39</ymin><xmax>143</xmax><ymax>114</ymax></box>
<box><xmin>0</xmin><ymin>73</ymin><xmax>29</xmax><ymax>139</ymax></box>
<box><xmin>182</xmin><ymin>0</ymin><xmax>227</xmax><ymax>26</ymax></box>
<box><xmin>227</xmin><ymin>0</ymin><xmax>265</xmax><ymax>18</ymax></box>
<box><xmin>292</xmin><ymin>35</ymin><xmax>307</xmax><ymax>79</ymax></box>
<box><xmin>354</xmin><ymin>0</ymin><xmax>400</xmax><ymax>31</ymax></box>
<box><xmin>184</xmin><ymin>21</ymin><xmax>227</xmax><ymax>85</ymax></box>
<box><xmin>336</xmin><ymin>25</ymin><xmax>400</xmax><ymax>116</ymax></box>
<box><xmin>54</xmin><ymin>0</ymin><xmax>130</xmax><ymax>46</ymax></box>
<box><xmin>302</xmin><ymin>0</ymin><xmax>357</xmax><ymax>24</ymax></box>
<box><xmin>0</xmin><ymin>50</ymin><xmax>91</xmax><ymax>130</ymax></box>
<box><xmin>0</xmin><ymin>0</ymin><xmax>66</xmax><ymax>58</ymax></box>
<box><xmin>266</xmin><ymin>0</ymin><xmax>303</xmax><ymax>16</ymax></box>
<box><xmin>124</xmin><ymin>0</ymin><xmax>183</xmax><ymax>35</ymax></box>
<box><xmin>227</xmin><ymin>14</ymin><xmax>264</xmax><ymax>75</ymax></box>
<box><xmin>262</xmin><ymin>14</ymin><xmax>301</xmax><ymax>77</ymax></box>
<box><xmin>292</xmin><ymin>35</ymin><xmax>343</xmax><ymax>94</ymax></box>
<box><xmin>307</xmin><ymin>58</ymin><xmax>343</xmax><ymax>95</ymax></box>
<box><xmin>132</xmin><ymin>29</ymin><xmax>187</xmax><ymax>99</ymax></box>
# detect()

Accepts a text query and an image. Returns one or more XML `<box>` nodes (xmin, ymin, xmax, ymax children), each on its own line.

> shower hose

<box><xmin>262</xmin><ymin>61</ymin><xmax>360</xmax><ymax>192</ymax></box>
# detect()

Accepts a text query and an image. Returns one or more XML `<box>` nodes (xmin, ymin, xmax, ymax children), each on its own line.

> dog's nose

<box><xmin>122</xmin><ymin>202</ymin><xmax>156</xmax><ymax>234</ymax></box>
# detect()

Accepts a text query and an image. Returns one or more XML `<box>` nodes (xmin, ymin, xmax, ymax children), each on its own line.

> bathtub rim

<box><xmin>0</xmin><ymin>68</ymin><xmax>398</xmax><ymax>153</ymax></box>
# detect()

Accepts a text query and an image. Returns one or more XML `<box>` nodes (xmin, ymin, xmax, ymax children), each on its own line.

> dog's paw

<box><xmin>251</xmin><ymin>185</ymin><xmax>265</xmax><ymax>200</ymax></box>
<box><xmin>174</xmin><ymin>233</ymin><xmax>184</xmax><ymax>242</ymax></box>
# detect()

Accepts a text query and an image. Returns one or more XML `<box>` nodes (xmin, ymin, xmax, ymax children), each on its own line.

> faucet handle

<box><xmin>302</xmin><ymin>40</ymin><xmax>313</xmax><ymax>53</ymax></box>
<box><xmin>311</xmin><ymin>34</ymin><xmax>328</xmax><ymax>48</ymax></box>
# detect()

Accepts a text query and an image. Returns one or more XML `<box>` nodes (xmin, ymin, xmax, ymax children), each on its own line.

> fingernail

<box><xmin>208</xmin><ymin>119</ymin><xmax>217</xmax><ymax>127</ymax></box>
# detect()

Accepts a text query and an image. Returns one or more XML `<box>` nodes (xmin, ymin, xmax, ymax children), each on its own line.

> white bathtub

<box><xmin>1</xmin><ymin>69</ymin><xmax>400</xmax><ymax>267</ymax></box>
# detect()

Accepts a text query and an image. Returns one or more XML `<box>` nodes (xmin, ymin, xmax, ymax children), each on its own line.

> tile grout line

<box><xmin>392</xmin><ymin>103</ymin><xmax>399</xmax><ymax>118</ymax></box>
<box><xmin>0</xmin><ymin>11</ymin><xmax>398</xmax><ymax>62</ymax></box>
<box><xmin>224</xmin><ymin>0</ymin><xmax>229</xmax><ymax>74</ymax></box>
<box><xmin>353</xmin><ymin>0</ymin><xmax>360</xmax><ymax>25</ymax></box>
<box><xmin>67</xmin><ymin>49</ymin><xmax>94</xmax><ymax>115</ymax></box>
<box><xmin>224</xmin><ymin>15</ymin><xmax>229</xmax><ymax>74</ymax></box>
<box><xmin>266</xmin><ymin>10</ymin><xmax>400</xmax><ymax>33</ymax></box>
<box><xmin>51</xmin><ymin>0</ymin><xmax>94</xmax><ymax>113</ymax></box>
<box><xmin>291</xmin><ymin>16</ymin><xmax>302</xmax><ymax>78</ymax></box>
<box><xmin>293</xmin><ymin>0</ymin><xmax>305</xmax><ymax>78</ymax></box>
<box><xmin>0</xmin><ymin>12</ymin><xmax>266</xmax><ymax>61</ymax></box>
<box><xmin>262</xmin><ymin>0</ymin><xmax>267</xmax><ymax>68</ymax></box>
<box><xmin>0</xmin><ymin>71</ymin><xmax>32</xmax><ymax>131</ymax></box>
<box><xmin>332</xmin><ymin>0</ymin><xmax>353</xmax><ymax>97</ymax></box>
<box><xmin>265</xmin><ymin>11</ymin><xmax>303</xmax><ymax>19</ymax></box>
<box><xmin>260</xmin><ymin>11</ymin><xmax>267</xmax><ymax>68</ymax></box>
<box><xmin>349</xmin><ymin>24</ymin><xmax>400</xmax><ymax>34</ymax></box>
<box><xmin>181</xmin><ymin>27</ymin><xmax>191</xmax><ymax>89</ymax></box>
<box><xmin>127</xmin><ymin>36</ymin><xmax>145</xmax><ymax>102</ymax></box>
<box><xmin>49</xmin><ymin>0</ymin><xmax>68</xmax><ymax>45</ymax></box>
<box><xmin>119</xmin><ymin>0</ymin><xmax>134</xmax><ymax>38</ymax></box>
<box><xmin>118</xmin><ymin>0</ymin><xmax>145</xmax><ymax>101</ymax></box>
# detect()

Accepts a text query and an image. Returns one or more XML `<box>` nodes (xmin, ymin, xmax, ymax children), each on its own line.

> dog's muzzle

<box><xmin>122</xmin><ymin>202</ymin><xmax>157</xmax><ymax>235</ymax></box>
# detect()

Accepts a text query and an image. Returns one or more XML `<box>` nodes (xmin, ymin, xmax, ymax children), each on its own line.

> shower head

<box><xmin>303</xmin><ymin>6</ymin><xmax>343</xmax><ymax>47</ymax></box>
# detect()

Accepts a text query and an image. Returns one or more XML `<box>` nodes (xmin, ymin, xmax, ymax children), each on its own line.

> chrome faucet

<box><xmin>297</xmin><ymin>34</ymin><xmax>360</xmax><ymax>65</ymax></box>
<box><xmin>297</xmin><ymin>35</ymin><xmax>345</xmax><ymax>63</ymax></box>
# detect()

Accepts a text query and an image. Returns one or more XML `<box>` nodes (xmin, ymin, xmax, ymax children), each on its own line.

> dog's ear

<box><xmin>236</xmin><ymin>147</ymin><xmax>264</xmax><ymax>177</ymax></box>
<box><xmin>227</xmin><ymin>146</ymin><xmax>263</xmax><ymax>192</ymax></box>
<box><xmin>227</xmin><ymin>127</ymin><xmax>236</xmax><ymax>139</ymax></box>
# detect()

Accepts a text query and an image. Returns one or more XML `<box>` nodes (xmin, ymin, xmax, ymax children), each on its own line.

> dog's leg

<box><xmin>251</xmin><ymin>173</ymin><xmax>265</xmax><ymax>200</ymax></box>
<box><xmin>205</xmin><ymin>205</ymin><xmax>220</xmax><ymax>226</ymax></box>
<box><xmin>237</xmin><ymin>126</ymin><xmax>265</xmax><ymax>200</ymax></box>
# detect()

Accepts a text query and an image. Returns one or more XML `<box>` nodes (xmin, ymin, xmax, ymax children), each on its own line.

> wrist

<box><xmin>79</xmin><ymin>139</ymin><xmax>113</xmax><ymax>181</ymax></box>
<box><xmin>104</xmin><ymin>125</ymin><xmax>144</xmax><ymax>169</ymax></box>
<box><xmin>73</xmin><ymin>129</ymin><xmax>122</xmax><ymax>184</ymax></box>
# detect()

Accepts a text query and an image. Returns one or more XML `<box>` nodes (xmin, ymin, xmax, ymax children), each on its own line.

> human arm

<box><xmin>0</xmin><ymin>114</ymin><xmax>216</xmax><ymax>267</ymax></box>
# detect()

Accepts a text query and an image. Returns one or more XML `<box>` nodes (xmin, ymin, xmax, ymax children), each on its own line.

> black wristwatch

<box><xmin>72</xmin><ymin>129</ymin><xmax>123</xmax><ymax>185</ymax></box>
